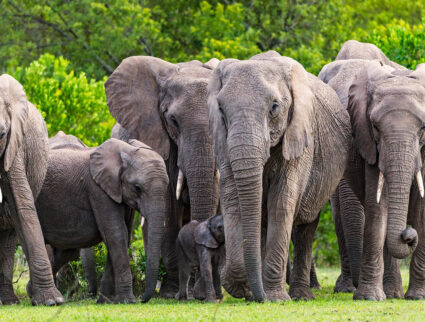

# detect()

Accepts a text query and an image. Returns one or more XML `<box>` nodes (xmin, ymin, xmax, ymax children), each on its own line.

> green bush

<box><xmin>11</xmin><ymin>54</ymin><xmax>114</xmax><ymax>146</ymax></box>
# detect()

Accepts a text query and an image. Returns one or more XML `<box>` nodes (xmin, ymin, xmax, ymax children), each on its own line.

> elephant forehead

<box><xmin>372</xmin><ymin>78</ymin><xmax>425</xmax><ymax>101</ymax></box>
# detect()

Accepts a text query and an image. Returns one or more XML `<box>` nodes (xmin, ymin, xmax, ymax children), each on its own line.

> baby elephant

<box><xmin>176</xmin><ymin>214</ymin><xmax>225</xmax><ymax>302</ymax></box>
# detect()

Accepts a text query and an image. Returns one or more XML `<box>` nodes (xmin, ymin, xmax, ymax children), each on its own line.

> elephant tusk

<box><xmin>176</xmin><ymin>169</ymin><xmax>184</xmax><ymax>200</ymax></box>
<box><xmin>377</xmin><ymin>171</ymin><xmax>384</xmax><ymax>204</ymax></box>
<box><xmin>140</xmin><ymin>216</ymin><xmax>145</xmax><ymax>227</ymax></box>
<box><xmin>215</xmin><ymin>169</ymin><xmax>220</xmax><ymax>185</ymax></box>
<box><xmin>0</xmin><ymin>187</ymin><xmax>2</xmax><ymax>204</ymax></box>
<box><xmin>416</xmin><ymin>171</ymin><xmax>424</xmax><ymax>198</ymax></box>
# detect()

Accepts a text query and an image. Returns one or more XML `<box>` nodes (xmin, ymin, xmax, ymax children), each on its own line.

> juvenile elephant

<box><xmin>176</xmin><ymin>214</ymin><xmax>225</xmax><ymax>302</ymax></box>
<box><xmin>32</xmin><ymin>135</ymin><xmax>169</xmax><ymax>303</ymax></box>
<box><xmin>0</xmin><ymin>74</ymin><xmax>63</xmax><ymax>306</ymax></box>
<box><xmin>319</xmin><ymin>52</ymin><xmax>425</xmax><ymax>300</ymax></box>
<box><xmin>47</xmin><ymin>132</ymin><xmax>97</xmax><ymax>295</ymax></box>
<box><xmin>207</xmin><ymin>51</ymin><xmax>351</xmax><ymax>301</ymax></box>
<box><xmin>319</xmin><ymin>40</ymin><xmax>407</xmax><ymax>298</ymax></box>
<box><xmin>106</xmin><ymin>56</ymin><xmax>220</xmax><ymax>297</ymax></box>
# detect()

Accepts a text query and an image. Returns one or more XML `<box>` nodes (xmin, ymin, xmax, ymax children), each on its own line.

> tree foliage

<box><xmin>3</xmin><ymin>0</ymin><xmax>425</xmax><ymax>275</ymax></box>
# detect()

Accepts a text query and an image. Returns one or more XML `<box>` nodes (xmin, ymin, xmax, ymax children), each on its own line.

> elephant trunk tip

<box><xmin>402</xmin><ymin>227</ymin><xmax>418</xmax><ymax>248</ymax></box>
<box><xmin>387</xmin><ymin>227</ymin><xmax>418</xmax><ymax>259</ymax></box>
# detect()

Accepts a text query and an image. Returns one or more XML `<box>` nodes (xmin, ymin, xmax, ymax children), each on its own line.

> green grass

<box><xmin>1</xmin><ymin>267</ymin><xmax>425</xmax><ymax>321</ymax></box>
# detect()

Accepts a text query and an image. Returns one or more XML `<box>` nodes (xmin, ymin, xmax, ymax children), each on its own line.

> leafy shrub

<box><xmin>11</xmin><ymin>54</ymin><xmax>114</xmax><ymax>146</ymax></box>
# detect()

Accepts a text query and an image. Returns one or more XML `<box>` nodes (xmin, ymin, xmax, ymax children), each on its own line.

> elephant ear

<box><xmin>347</xmin><ymin>61</ymin><xmax>393</xmax><ymax>165</ymax></box>
<box><xmin>105</xmin><ymin>56</ymin><xmax>176</xmax><ymax>160</ymax></box>
<box><xmin>207</xmin><ymin>59</ymin><xmax>238</xmax><ymax>163</ymax></box>
<box><xmin>195</xmin><ymin>221</ymin><xmax>219</xmax><ymax>249</ymax></box>
<box><xmin>0</xmin><ymin>74</ymin><xmax>29</xmax><ymax>172</ymax></box>
<box><xmin>90</xmin><ymin>138</ymin><xmax>125</xmax><ymax>203</ymax></box>
<box><xmin>203</xmin><ymin>58</ymin><xmax>220</xmax><ymax>70</ymax></box>
<box><xmin>281</xmin><ymin>60</ymin><xmax>314</xmax><ymax>160</ymax></box>
<box><xmin>409</xmin><ymin>63</ymin><xmax>425</xmax><ymax>82</ymax></box>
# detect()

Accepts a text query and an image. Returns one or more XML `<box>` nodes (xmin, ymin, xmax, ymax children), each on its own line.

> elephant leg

<box><xmin>354</xmin><ymin>165</ymin><xmax>386</xmax><ymax>301</ymax></box>
<box><xmin>175</xmin><ymin>241</ymin><xmax>190</xmax><ymax>301</ymax></box>
<box><xmin>197</xmin><ymin>249</ymin><xmax>215</xmax><ymax>302</ymax></box>
<box><xmin>159</xmin><ymin>201</ymin><xmax>180</xmax><ymax>299</ymax></box>
<box><xmin>262</xmin><ymin>195</ymin><xmax>294</xmax><ymax>301</ymax></box>
<box><xmin>339</xmin><ymin>178</ymin><xmax>364</xmax><ymax>290</ymax></box>
<box><xmin>405</xmin><ymin>194</ymin><xmax>425</xmax><ymax>300</ymax></box>
<box><xmin>289</xmin><ymin>216</ymin><xmax>319</xmax><ymax>301</ymax></box>
<box><xmin>0</xmin><ymin>229</ymin><xmax>19</xmax><ymax>305</ymax></box>
<box><xmin>2</xmin><ymin>159</ymin><xmax>63</xmax><ymax>306</ymax></box>
<box><xmin>80</xmin><ymin>247</ymin><xmax>97</xmax><ymax>296</ymax></box>
<box><xmin>46</xmin><ymin>248</ymin><xmax>79</xmax><ymax>295</ymax></box>
<box><xmin>212</xmin><ymin>258</ymin><xmax>223</xmax><ymax>300</ymax></box>
<box><xmin>90</xmin><ymin>196</ymin><xmax>135</xmax><ymax>304</ymax></box>
<box><xmin>97</xmin><ymin>254</ymin><xmax>114</xmax><ymax>304</ymax></box>
<box><xmin>309</xmin><ymin>258</ymin><xmax>321</xmax><ymax>289</ymax></box>
<box><xmin>383</xmin><ymin>241</ymin><xmax>403</xmax><ymax>298</ymax></box>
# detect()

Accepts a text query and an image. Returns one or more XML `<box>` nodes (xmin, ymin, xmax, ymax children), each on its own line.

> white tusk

<box><xmin>215</xmin><ymin>169</ymin><xmax>220</xmax><ymax>185</ymax></box>
<box><xmin>176</xmin><ymin>169</ymin><xmax>184</xmax><ymax>200</ymax></box>
<box><xmin>416</xmin><ymin>171</ymin><xmax>424</xmax><ymax>198</ymax></box>
<box><xmin>140</xmin><ymin>216</ymin><xmax>145</xmax><ymax>227</ymax></box>
<box><xmin>0</xmin><ymin>175</ymin><xmax>2</xmax><ymax>203</ymax></box>
<box><xmin>377</xmin><ymin>171</ymin><xmax>384</xmax><ymax>204</ymax></box>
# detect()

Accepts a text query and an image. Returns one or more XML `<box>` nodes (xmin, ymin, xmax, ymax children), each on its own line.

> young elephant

<box><xmin>30</xmin><ymin>135</ymin><xmax>169</xmax><ymax>303</ymax></box>
<box><xmin>176</xmin><ymin>214</ymin><xmax>225</xmax><ymax>302</ymax></box>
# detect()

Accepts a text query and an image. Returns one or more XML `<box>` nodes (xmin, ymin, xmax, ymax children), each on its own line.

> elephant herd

<box><xmin>0</xmin><ymin>39</ymin><xmax>425</xmax><ymax>306</ymax></box>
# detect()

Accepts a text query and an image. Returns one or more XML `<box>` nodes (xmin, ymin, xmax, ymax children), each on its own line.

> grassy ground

<box><xmin>1</xmin><ymin>267</ymin><xmax>425</xmax><ymax>321</ymax></box>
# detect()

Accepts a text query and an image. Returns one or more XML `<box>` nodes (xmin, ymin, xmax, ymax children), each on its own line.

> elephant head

<box><xmin>195</xmin><ymin>214</ymin><xmax>225</xmax><ymax>248</ymax></box>
<box><xmin>208</xmin><ymin>51</ymin><xmax>316</xmax><ymax>301</ymax></box>
<box><xmin>49</xmin><ymin>131</ymin><xmax>87</xmax><ymax>150</ymax></box>
<box><xmin>105</xmin><ymin>57</ymin><xmax>219</xmax><ymax>223</ymax></box>
<box><xmin>90</xmin><ymin>138</ymin><xmax>169</xmax><ymax>302</ymax></box>
<box><xmin>347</xmin><ymin>61</ymin><xmax>425</xmax><ymax>259</ymax></box>
<box><xmin>0</xmin><ymin>74</ymin><xmax>29</xmax><ymax>172</ymax></box>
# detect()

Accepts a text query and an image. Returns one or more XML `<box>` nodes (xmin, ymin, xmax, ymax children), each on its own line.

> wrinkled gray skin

<box><xmin>0</xmin><ymin>74</ymin><xmax>64</xmax><ymax>306</ymax></box>
<box><xmin>207</xmin><ymin>51</ymin><xmax>351</xmax><ymax>301</ymax></box>
<box><xmin>47</xmin><ymin>132</ymin><xmax>97</xmax><ymax>296</ymax></box>
<box><xmin>30</xmin><ymin>134</ymin><xmax>169</xmax><ymax>303</ymax></box>
<box><xmin>106</xmin><ymin>57</ymin><xmax>220</xmax><ymax>297</ymax></box>
<box><xmin>176</xmin><ymin>214</ymin><xmax>225</xmax><ymax>302</ymax></box>
<box><xmin>320</xmin><ymin>40</ymin><xmax>407</xmax><ymax>298</ymax></box>
<box><xmin>319</xmin><ymin>43</ymin><xmax>425</xmax><ymax>300</ymax></box>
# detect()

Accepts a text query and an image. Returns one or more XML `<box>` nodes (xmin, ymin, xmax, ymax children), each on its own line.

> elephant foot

<box><xmin>354</xmin><ymin>284</ymin><xmax>385</xmax><ymax>301</ymax></box>
<box><xmin>0</xmin><ymin>284</ymin><xmax>20</xmax><ymax>305</ymax></box>
<box><xmin>29</xmin><ymin>284</ymin><xmax>64</xmax><ymax>306</ymax></box>
<box><xmin>289</xmin><ymin>286</ymin><xmax>315</xmax><ymax>301</ymax></box>
<box><xmin>265</xmin><ymin>289</ymin><xmax>291</xmax><ymax>302</ymax></box>
<box><xmin>114</xmin><ymin>294</ymin><xmax>137</xmax><ymax>304</ymax></box>
<box><xmin>97</xmin><ymin>293</ymin><xmax>114</xmax><ymax>304</ymax></box>
<box><xmin>405</xmin><ymin>287</ymin><xmax>425</xmax><ymax>300</ymax></box>
<box><xmin>159</xmin><ymin>279</ymin><xmax>179</xmax><ymax>299</ymax></box>
<box><xmin>310</xmin><ymin>279</ymin><xmax>321</xmax><ymax>290</ymax></box>
<box><xmin>384</xmin><ymin>282</ymin><xmax>404</xmax><ymax>299</ymax></box>
<box><xmin>222</xmin><ymin>274</ymin><xmax>253</xmax><ymax>300</ymax></box>
<box><xmin>334</xmin><ymin>274</ymin><xmax>355</xmax><ymax>293</ymax></box>
<box><xmin>204</xmin><ymin>296</ymin><xmax>217</xmax><ymax>303</ymax></box>
<box><xmin>175</xmin><ymin>291</ymin><xmax>188</xmax><ymax>301</ymax></box>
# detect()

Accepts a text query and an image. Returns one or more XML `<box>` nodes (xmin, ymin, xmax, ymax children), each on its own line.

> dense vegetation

<box><xmin>2</xmin><ymin>0</ymin><xmax>425</xmax><ymax>294</ymax></box>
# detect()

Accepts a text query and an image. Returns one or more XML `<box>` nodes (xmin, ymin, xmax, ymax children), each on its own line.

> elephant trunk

<box><xmin>228</xmin><ymin>127</ymin><xmax>266</xmax><ymax>302</ymax></box>
<box><xmin>141</xmin><ymin>197</ymin><xmax>167</xmax><ymax>302</ymax></box>
<box><xmin>384</xmin><ymin>140</ymin><xmax>418</xmax><ymax>259</ymax></box>
<box><xmin>183</xmin><ymin>129</ymin><xmax>218</xmax><ymax>222</ymax></box>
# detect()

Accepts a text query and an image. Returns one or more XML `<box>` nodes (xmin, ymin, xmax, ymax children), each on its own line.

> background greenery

<box><xmin>2</xmin><ymin>0</ymin><xmax>425</xmax><ymax>295</ymax></box>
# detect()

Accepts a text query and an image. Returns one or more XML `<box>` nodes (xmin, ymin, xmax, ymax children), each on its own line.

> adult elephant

<box><xmin>319</xmin><ymin>56</ymin><xmax>425</xmax><ymax>300</ymax></box>
<box><xmin>106</xmin><ymin>57</ymin><xmax>220</xmax><ymax>297</ymax></box>
<box><xmin>0</xmin><ymin>74</ymin><xmax>63</xmax><ymax>306</ymax></box>
<box><xmin>207</xmin><ymin>51</ymin><xmax>351</xmax><ymax>301</ymax></box>
<box><xmin>319</xmin><ymin>40</ymin><xmax>410</xmax><ymax>299</ymax></box>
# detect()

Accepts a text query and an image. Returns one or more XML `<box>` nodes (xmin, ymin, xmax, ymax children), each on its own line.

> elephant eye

<box><xmin>134</xmin><ymin>184</ymin><xmax>142</xmax><ymax>193</ymax></box>
<box><xmin>269</xmin><ymin>101</ymin><xmax>280</xmax><ymax>117</ymax></box>
<box><xmin>421</xmin><ymin>124</ymin><xmax>425</xmax><ymax>130</ymax></box>
<box><xmin>170</xmin><ymin>115</ymin><xmax>179</xmax><ymax>132</ymax></box>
